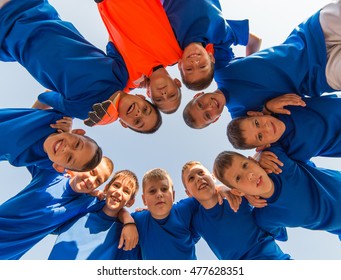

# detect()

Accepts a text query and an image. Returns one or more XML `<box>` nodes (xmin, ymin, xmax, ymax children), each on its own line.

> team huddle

<box><xmin>1</xmin><ymin>0</ymin><xmax>341</xmax><ymax>260</ymax></box>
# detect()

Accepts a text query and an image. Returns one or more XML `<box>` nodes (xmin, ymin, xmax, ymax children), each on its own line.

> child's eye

<box><xmin>75</xmin><ymin>140</ymin><xmax>80</xmax><ymax>149</ymax></box>
<box><xmin>258</xmin><ymin>133</ymin><xmax>263</xmax><ymax>141</ymax></box>
<box><xmin>205</xmin><ymin>113</ymin><xmax>211</xmax><ymax>120</ymax></box>
<box><xmin>242</xmin><ymin>162</ymin><xmax>248</xmax><ymax>169</ymax></box>
<box><xmin>67</xmin><ymin>156</ymin><xmax>72</xmax><ymax>164</ymax></box>
<box><xmin>142</xmin><ymin>106</ymin><xmax>148</xmax><ymax>114</ymax></box>
<box><xmin>198</xmin><ymin>102</ymin><xmax>203</xmax><ymax>109</ymax></box>
<box><xmin>255</xmin><ymin>120</ymin><xmax>259</xmax><ymax>127</ymax></box>
<box><xmin>188</xmin><ymin>176</ymin><xmax>194</xmax><ymax>182</ymax></box>
<box><xmin>96</xmin><ymin>179</ymin><xmax>101</xmax><ymax>185</ymax></box>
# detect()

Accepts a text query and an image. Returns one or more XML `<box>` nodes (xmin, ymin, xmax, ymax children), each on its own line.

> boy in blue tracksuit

<box><xmin>214</xmin><ymin>150</ymin><xmax>341</xmax><ymax>242</ymax></box>
<box><xmin>183</xmin><ymin>1</ymin><xmax>341</xmax><ymax>129</ymax></box>
<box><xmin>0</xmin><ymin>108</ymin><xmax>102</xmax><ymax>172</ymax></box>
<box><xmin>227</xmin><ymin>94</ymin><xmax>341</xmax><ymax>166</ymax></box>
<box><xmin>0</xmin><ymin>156</ymin><xmax>113</xmax><ymax>259</ymax></box>
<box><xmin>0</xmin><ymin>0</ymin><xmax>161</xmax><ymax>134</ymax></box>
<box><xmin>182</xmin><ymin>161</ymin><xmax>291</xmax><ymax>260</ymax></box>
<box><xmin>48</xmin><ymin>170</ymin><xmax>141</xmax><ymax>260</ymax></box>
<box><xmin>162</xmin><ymin>0</ymin><xmax>261</xmax><ymax>90</ymax></box>
<box><xmin>131</xmin><ymin>168</ymin><xmax>200</xmax><ymax>260</ymax></box>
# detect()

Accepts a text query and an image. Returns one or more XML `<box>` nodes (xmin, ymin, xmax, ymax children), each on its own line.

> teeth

<box><xmin>54</xmin><ymin>140</ymin><xmax>62</xmax><ymax>153</ymax></box>
<box><xmin>127</xmin><ymin>103</ymin><xmax>134</xmax><ymax>114</ymax></box>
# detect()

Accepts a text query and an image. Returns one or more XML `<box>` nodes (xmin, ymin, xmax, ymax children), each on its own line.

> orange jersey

<box><xmin>98</xmin><ymin>0</ymin><xmax>183</xmax><ymax>91</ymax></box>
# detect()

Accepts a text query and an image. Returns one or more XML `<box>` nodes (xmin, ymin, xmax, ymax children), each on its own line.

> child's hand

<box><xmin>50</xmin><ymin>116</ymin><xmax>73</xmax><ymax>133</ymax></box>
<box><xmin>216</xmin><ymin>185</ymin><xmax>242</xmax><ymax>212</ymax></box>
<box><xmin>264</xmin><ymin>93</ymin><xmax>306</xmax><ymax>115</ymax></box>
<box><xmin>88</xmin><ymin>189</ymin><xmax>105</xmax><ymax>200</ymax></box>
<box><xmin>118</xmin><ymin>223</ymin><xmax>139</xmax><ymax>251</ymax></box>
<box><xmin>84</xmin><ymin>94</ymin><xmax>120</xmax><ymax>127</ymax></box>
<box><xmin>245</xmin><ymin>194</ymin><xmax>267</xmax><ymax>208</ymax></box>
<box><xmin>135</xmin><ymin>207</ymin><xmax>148</xmax><ymax>212</ymax></box>
<box><xmin>257</xmin><ymin>151</ymin><xmax>283</xmax><ymax>174</ymax></box>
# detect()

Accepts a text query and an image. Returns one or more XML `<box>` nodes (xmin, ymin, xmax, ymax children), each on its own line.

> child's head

<box><xmin>103</xmin><ymin>169</ymin><xmax>139</xmax><ymax>212</ymax></box>
<box><xmin>181</xmin><ymin>161</ymin><xmax>217</xmax><ymax>204</ymax></box>
<box><xmin>183</xmin><ymin>91</ymin><xmax>225</xmax><ymax>129</ymax></box>
<box><xmin>227</xmin><ymin>114</ymin><xmax>286</xmax><ymax>150</ymax></box>
<box><xmin>117</xmin><ymin>91</ymin><xmax>163</xmax><ymax>134</ymax></box>
<box><xmin>44</xmin><ymin>129</ymin><xmax>103</xmax><ymax>173</ymax></box>
<box><xmin>142</xmin><ymin>168</ymin><xmax>175</xmax><ymax>219</ymax></box>
<box><xmin>213</xmin><ymin>151</ymin><xmax>273</xmax><ymax>197</ymax></box>
<box><xmin>68</xmin><ymin>156</ymin><xmax>114</xmax><ymax>194</ymax></box>
<box><xmin>178</xmin><ymin>43</ymin><xmax>215</xmax><ymax>90</ymax></box>
<box><xmin>147</xmin><ymin>67</ymin><xmax>182</xmax><ymax>114</ymax></box>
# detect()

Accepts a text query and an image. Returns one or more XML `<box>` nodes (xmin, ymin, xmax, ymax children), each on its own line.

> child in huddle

<box><xmin>132</xmin><ymin>168</ymin><xmax>200</xmax><ymax>259</ymax></box>
<box><xmin>227</xmin><ymin>94</ymin><xmax>341</xmax><ymax>173</ymax></box>
<box><xmin>0</xmin><ymin>156</ymin><xmax>114</xmax><ymax>259</ymax></box>
<box><xmin>0</xmin><ymin>108</ymin><xmax>102</xmax><ymax>173</ymax></box>
<box><xmin>48</xmin><ymin>170</ymin><xmax>141</xmax><ymax>260</ymax></box>
<box><xmin>182</xmin><ymin>161</ymin><xmax>290</xmax><ymax>260</ymax></box>
<box><xmin>96</xmin><ymin>0</ymin><xmax>183</xmax><ymax>114</ymax></box>
<box><xmin>213</xmin><ymin>150</ymin><xmax>341</xmax><ymax>243</ymax></box>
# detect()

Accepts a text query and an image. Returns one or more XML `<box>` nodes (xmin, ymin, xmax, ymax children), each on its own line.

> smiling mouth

<box><xmin>53</xmin><ymin>140</ymin><xmax>63</xmax><ymax>154</ymax></box>
<box><xmin>156</xmin><ymin>201</ymin><xmax>165</xmax><ymax>206</ymax></box>
<box><xmin>271</xmin><ymin>122</ymin><xmax>276</xmax><ymax>135</ymax></box>
<box><xmin>187</xmin><ymin>53</ymin><xmax>200</xmax><ymax>59</ymax></box>
<box><xmin>127</xmin><ymin>103</ymin><xmax>135</xmax><ymax>115</ymax></box>
<box><xmin>198</xmin><ymin>183</ymin><xmax>207</xmax><ymax>190</ymax></box>
<box><xmin>211</xmin><ymin>98</ymin><xmax>219</xmax><ymax>109</ymax></box>
<box><xmin>256</xmin><ymin>176</ymin><xmax>262</xmax><ymax>188</ymax></box>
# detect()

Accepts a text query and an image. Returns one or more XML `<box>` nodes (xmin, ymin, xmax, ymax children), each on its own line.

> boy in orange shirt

<box><xmin>96</xmin><ymin>0</ymin><xmax>183</xmax><ymax>114</ymax></box>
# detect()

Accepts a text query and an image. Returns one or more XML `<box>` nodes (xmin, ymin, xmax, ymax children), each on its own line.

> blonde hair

<box><xmin>142</xmin><ymin>168</ymin><xmax>173</xmax><ymax>192</ymax></box>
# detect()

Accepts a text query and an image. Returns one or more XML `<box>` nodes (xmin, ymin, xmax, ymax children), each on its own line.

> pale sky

<box><xmin>1</xmin><ymin>0</ymin><xmax>340</xmax><ymax>260</ymax></box>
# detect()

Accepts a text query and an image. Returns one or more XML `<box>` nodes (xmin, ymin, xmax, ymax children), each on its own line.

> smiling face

<box><xmin>182</xmin><ymin>163</ymin><xmax>217</xmax><ymax>206</ymax></box>
<box><xmin>104</xmin><ymin>176</ymin><xmax>135</xmax><ymax>215</ymax></box>
<box><xmin>221</xmin><ymin>155</ymin><xmax>274</xmax><ymax>198</ymax></box>
<box><xmin>149</xmin><ymin>77</ymin><xmax>181</xmax><ymax>113</ymax></box>
<box><xmin>178</xmin><ymin>43</ymin><xmax>215</xmax><ymax>85</ymax></box>
<box><xmin>185</xmin><ymin>91</ymin><xmax>225</xmax><ymax>128</ymax></box>
<box><xmin>118</xmin><ymin>93</ymin><xmax>159</xmax><ymax>132</ymax></box>
<box><xmin>239</xmin><ymin>115</ymin><xmax>286</xmax><ymax>148</ymax></box>
<box><xmin>142</xmin><ymin>178</ymin><xmax>174</xmax><ymax>220</ymax></box>
<box><xmin>44</xmin><ymin>131</ymin><xmax>98</xmax><ymax>172</ymax></box>
<box><xmin>69</xmin><ymin>157</ymin><xmax>112</xmax><ymax>194</ymax></box>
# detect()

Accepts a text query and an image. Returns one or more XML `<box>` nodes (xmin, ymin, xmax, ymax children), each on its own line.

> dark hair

<box><xmin>227</xmin><ymin>117</ymin><xmax>255</xmax><ymax>149</ymax></box>
<box><xmin>73</xmin><ymin>136</ymin><xmax>103</xmax><ymax>172</ymax></box>
<box><xmin>106</xmin><ymin>170</ymin><xmax>139</xmax><ymax>199</ymax></box>
<box><xmin>180</xmin><ymin>61</ymin><xmax>214</xmax><ymax>91</ymax></box>
<box><xmin>183</xmin><ymin>100</ymin><xmax>209</xmax><ymax>129</ymax></box>
<box><xmin>128</xmin><ymin>100</ymin><xmax>162</xmax><ymax>134</ymax></box>
<box><xmin>213</xmin><ymin>151</ymin><xmax>244</xmax><ymax>188</ymax></box>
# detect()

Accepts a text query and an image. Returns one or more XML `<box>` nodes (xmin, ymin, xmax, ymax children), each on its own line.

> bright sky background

<box><xmin>1</xmin><ymin>0</ymin><xmax>340</xmax><ymax>260</ymax></box>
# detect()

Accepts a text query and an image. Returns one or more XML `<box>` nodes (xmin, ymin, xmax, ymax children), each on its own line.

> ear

<box><xmin>125</xmin><ymin>198</ymin><xmax>135</xmax><ymax>208</ymax></box>
<box><xmin>255</xmin><ymin>144</ymin><xmax>271</xmax><ymax>152</ymax></box>
<box><xmin>119</xmin><ymin>119</ymin><xmax>128</xmax><ymax>128</ymax></box>
<box><xmin>208</xmin><ymin>52</ymin><xmax>215</xmax><ymax>64</ymax></box>
<box><xmin>52</xmin><ymin>163</ymin><xmax>66</xmax><ymax>173</ymax></box>
<box><xmin>247</xmin><ymin>156</ymin><xmax>259</xmax><ymax>164</ymax></box>
<box><xmin>71</xmin><ymin>129</ymin><xmax>86</xmax><ymax>136</ymax></box>
<box><xmin>135</xmin><ymin>94</ymin><xmax>146</xmax><ymax>100</ymax></box>
<box><xmin>193</xmin><ymin>92</ymin><xmax>204</xmax><ymax>99</ymax></box>
<box><xmin>142</xmin><ymin>194</ymin><xmax>147</xmax><ymax>206</ymax></box>
<box><xmin>174</xmin><ymin>78</ymin><xmax>182</xmax><ymax>88</ymax></box>
<box><xmin>146</xmin><ymin>87</ymin><xmax>151</xmax><ymax>98</ymax></box>
<box><xmin>230</xmin><ymin>188</ymin><xmax>245</xmax><ymax>197</ymax></box>
<box><xmin>177</xmin><ymin>59</ymin><xmax>182</xmax><ymax>70</ymax></box>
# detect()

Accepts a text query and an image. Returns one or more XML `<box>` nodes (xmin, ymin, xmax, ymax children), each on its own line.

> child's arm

<box><xmin>50</xmin><ymin>116</ymin><xmax>73</xmax><ymax>133</ymax></box>
<box><xmin>245</xmin><ymin>32</ymin><xmax>262</xmax><ymax>56</ymax></box>
<box><xmin>263</xmin><ymin>93</ymin><xmax>306</xmax><ymax>115</ymax></box>
<box><xmin>118</xmin><ymin>208</ymin><xmax>139</xmax><ymax>251</ymax></box>
<box><xmin>253</xmin><ymin>151</ymin><xmax>283</xmax><ymax>174</ymax></box>
<box><xmin>215</xmin><ymin>184</ymin><xmax>242</xmax><ymax>212</ymax></box>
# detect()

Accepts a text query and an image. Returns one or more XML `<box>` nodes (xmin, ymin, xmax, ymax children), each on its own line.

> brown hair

<box><xmin>227</xmin><ymin>117</ymin><xmax>255</xmax><ymax>150</ymax></box>
<box><xmin>179</xmin><ymin>61</ymin><xmax>214</xmax><ymax>91</ymax></box>
<box><xmin>142</xmin><ymin>168</ymin><xmax>173</xmax><ymax>192</ymax></box>
<box><xmin>213</xmin><ymin>151</ymin><xmax>244</xmax><ymax>187</ymax></box>
<box><xmin>106</xmin><ymin>170</ymin><xmax>139</xmax><ymax>199</ymax></box>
